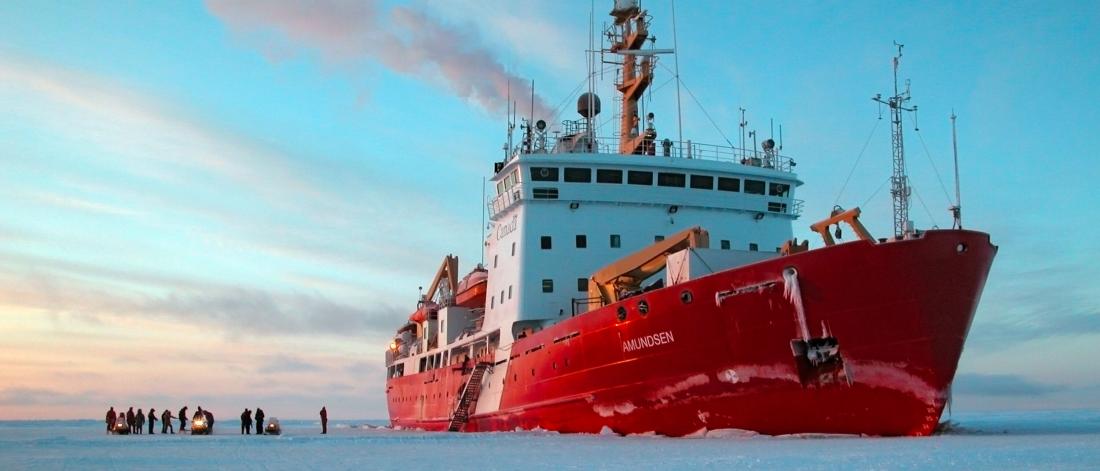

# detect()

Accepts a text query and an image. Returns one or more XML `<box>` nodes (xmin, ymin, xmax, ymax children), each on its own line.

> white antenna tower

<box><xmin>872</xmin><ymin>42</ymin><xmax>918</xmax><ymax>238</ymax></box>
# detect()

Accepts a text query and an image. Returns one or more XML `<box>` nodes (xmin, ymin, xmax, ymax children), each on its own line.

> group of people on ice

<box><xmin>105</xmin><ymin>405</ymin><xmax>327</xmax><ymax>435</ymax></box>
<box><xmin>105</xmin><ymin>406</ymin><xmax>226</xmax><ymax>435</ymax></box>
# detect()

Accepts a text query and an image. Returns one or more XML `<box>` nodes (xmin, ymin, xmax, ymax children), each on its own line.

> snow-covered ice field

<box><xmin>1</xmin><ymin>410</ymin><xmax>1098</xmax><ymax>470</ymax></box>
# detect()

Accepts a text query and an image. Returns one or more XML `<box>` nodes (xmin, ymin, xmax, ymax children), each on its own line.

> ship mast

<box><xmin>609</xmin><ymin>1</ymin><xmax>654</xmax><ymax>155</ymax></box>
<box><xmin>873</xmin><ymin>43</ymin><xmax>918</xmax><ymax>238</ymax></box>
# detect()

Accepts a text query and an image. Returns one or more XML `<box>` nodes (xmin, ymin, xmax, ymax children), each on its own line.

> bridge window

<box><xmin>541</xmin><ymin>236</ymin><xmax>552</xmax><ymax>249</ymax></box>
<box><xmin>576</xmin><ymin>235</ymin><xmax>587</xmax><ymax>248</ymax></box>
<box><xmin>655</xmin><ymin>235</ymin><xmax>665</xmax><ymax>242</ymax></box>
<box><xmin>721</xmin><ymin>240</ymin><xmax>730</xmax><ymax>250</ymax></box>
<box><xmin>511</xmin><ymin>242</ymin><xmax>516</xmax><ymax>256</ymax></box>
<box><xmin>657</xmin><ymin>172</ymin><xmax>686</xmax><ymax>187</ymax></box>
<box><xmin>717</xmin><ymin>177</ymin><xmax>741</xmax><ymax>192</ymax></box>
<box><xmin>627</xmin><ymin>170</ymin><xmax>653</xmax><ymax>185</ymax></box>
<box><xmin>508</xmin><ymin>285</ymin><xmax>513</xmax><ymax>299</ymax></box>
<box><xmin>745</xmin><ymin>179</ymin><xmax>766</xmax><ymax>195</ymax></box>
<box><xmin>542</xmin><ymin>279</ymin><xmax>554</xmax><ymax>293</ymax></box>
<box><xmin>504</xmin><ymin>170</ymin><xmax>518</xmax><ymax>190</ymax></box>
<box><xmin>532</xmin><ymin>187</ymin><xmax>559</xmax><ymax>199</ymax></box>
<box><xmin>610</xmin><ymin>234</ymin><xmax>621</xmax><ymax>248</ymax></box>
<box><xmin>597</xmin><ymin>169</ymin><xmax>623</xmax><ymax>183</ymax></box>
<box><xmin>491</xmin><ymin>296</ymin><xmax>495</xmax><ymax>308</ymax></box>
<box><xmin>577</xmin><ymin>278</ymin><xmax>588</xmax><ymax>292</ymax></box>
<box><xmin>769</xmin><ymin>182</ymin><xmax>791</xmax><ymax>197</ymax></box>
<box><xmin>564</xmin><ymin>167</ymin><xmax>592</xmax><ymax>182</ymax></box>
<box><xmin>690</xmin><ymin>175</ymin><xmax>714</xmax><ymax>189</ymax></box>
<box><xmin>494</xmin><ymin>255</ymin><xmax>498</xmax><ymax>268</ymax></box>
<box><xmin>749</xmin><ymin>243</ymin><xmax>759</xmax><ymax>251</ymax></box>
<box><xmin>530</xmin><ymin>167</ymin><xmax>559</xmax><ymax>181</ymax></box>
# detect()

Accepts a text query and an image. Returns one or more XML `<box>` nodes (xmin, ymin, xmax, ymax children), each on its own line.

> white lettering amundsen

<box><xmin>622</xmin><ymin>330</ymin><xmax>676</xmax><ymax>353</ymax></box>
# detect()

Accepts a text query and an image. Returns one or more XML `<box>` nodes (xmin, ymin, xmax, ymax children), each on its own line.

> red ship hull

<box><xmin>386</xmin><ymin>229</ymin><xmax>996</xmax><ymax>436</ymax></box>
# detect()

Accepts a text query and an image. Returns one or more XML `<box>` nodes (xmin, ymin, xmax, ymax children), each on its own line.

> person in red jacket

<box><xmin>105</xmin><ymin>407</ymin><xmax>116</xmax><ymax>433</ymax></box>
<box><xmin>319</xmin><ymin>406</ymin><xmax>328</xmax><ymax>434</ymax></box>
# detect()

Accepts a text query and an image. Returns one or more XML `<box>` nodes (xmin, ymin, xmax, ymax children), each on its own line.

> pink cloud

<box><xmin>206</xmin><ymin>0</ymin><xmax>554</xmax><ymax>120</ymax></box>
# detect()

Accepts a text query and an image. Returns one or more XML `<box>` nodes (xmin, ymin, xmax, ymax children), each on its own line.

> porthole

<box><xmin>956</xmin><ymin>243</ymin><xmax>968</xmax><ymax>254</ymax></box>
<box><xmin>638</xmin><ymin>300</ymin><xmax>649</xmax><ymax>316</ymax></box>
<box><xmin>616</xmin><ymin>306</ymin><xmax>627</xmax><ymax>321</ymax></box>
<box><xmin>680</xmin><ymin>290</ymin><xmax>693</xmax><ymax>304</ymax></box>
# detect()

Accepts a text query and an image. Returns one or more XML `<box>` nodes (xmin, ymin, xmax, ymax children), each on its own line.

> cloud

<box><xmin>258</xmin><ymin>354</ymin><xmax>322</xmax><ymax>374</ymax></box>
<box><xmin>0</xmin><ymin>387</ymin><xmax>108</xmax><ymax>407</ymax></box>
<box><xmin>967</xmin><ymin>261</ymin><xmax>1100</xmax><ymax>350</ymax></box>
<box><xmin>206</xmin><ymin>0</ymin><xmax>554</xmax><ymax>120</ymax></box>
<box><xmin>952</xmin><ymin>373</ymin><xmax>1066</xmax><ymax>397</ymax></box>
<box><xmin>0</xmin><ymin>264</ymin><xmax>405</xmax><ymax>340</ymax></box>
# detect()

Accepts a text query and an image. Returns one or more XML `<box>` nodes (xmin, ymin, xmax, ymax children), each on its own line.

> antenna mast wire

<box><xmin>671</xmin><ymin>0</ymin><xmax>684</xmax><ymax>147</ymax></box>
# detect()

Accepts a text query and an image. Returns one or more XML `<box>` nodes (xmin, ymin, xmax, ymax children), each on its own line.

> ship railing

<box><xmin>571</xmin><ymin>296</ymin><xmax>603</xmax><ymax>316</ymax></box>
<box><xmin>517</xmin><ymin>135</ymin><xmax>795</xmax><ymax>172</ymax></box>
<box><xmin>487</xmin><ymin>182</ymin><xmax>525</xmax><ymax>219</ymax></box>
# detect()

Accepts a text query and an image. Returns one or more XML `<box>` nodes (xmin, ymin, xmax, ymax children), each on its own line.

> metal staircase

<box><xmin>447</xmin><ymin>362</ymin><xmax>492</xmax><ymax>432</ymax></box>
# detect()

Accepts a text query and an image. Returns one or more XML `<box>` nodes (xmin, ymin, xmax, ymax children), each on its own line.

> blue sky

<box><xmin>0</xmin><ymin>0</ymin><xmax>1097</xmax><ymax>419</ymax></box>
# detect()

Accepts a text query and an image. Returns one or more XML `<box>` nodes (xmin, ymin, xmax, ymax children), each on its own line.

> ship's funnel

<box><xmin>578</xmin><ymin>93</ymin><xmax>601</xmax><ymax>118</ymax></box>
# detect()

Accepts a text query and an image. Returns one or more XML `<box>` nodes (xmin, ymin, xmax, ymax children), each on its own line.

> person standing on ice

<box><xmin>240</xmin><ymin>409</ymin><xmax>252</xmax><ymax>434</ymax></box>
<box><xmin>106</xmin><ymin>407</ymin><xmax>116</xmax><ymax>433</ymax></box>
<box><xmin>254</xmin><ymin>408</ymin><xmax>265</xmax><ymax>436</ymax></box>
<box><xmin>148</xmin><ymin>408</ymin><xmax>157</xmax><ymax>434</ymax></box>
<box><xmin>204</xmin><ymin>409</ymin><xmax>215</xmax><ymax>434</ymax></box>
<box><xmin>178</xmin><ymin>406</ymin><xmax>188</xmax><ymax>432</ymax></box>
<box><xmin>319</xmin><ymin>406</ymin><xmax>328</xmax><ymax>434</ymax></box>
<box><xmin>126</xmin><ymin>407</ymin><xmax>135</xmax><ymax>434</ymax></box>
<box><xmin>161</xmin><ymin>409</ymin><xmax>174</xmax><ymax>434</ymax></box>
<box><xmin>135</xmin><ymin>408</ymin><xmax>145</xmax><ymax>434</ymax></box>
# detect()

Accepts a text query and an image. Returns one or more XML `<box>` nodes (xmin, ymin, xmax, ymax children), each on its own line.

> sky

<box><xmin>0</xmin><ymin>0</ymin><xmax>1097</xmax><ymax>420</ymax></box>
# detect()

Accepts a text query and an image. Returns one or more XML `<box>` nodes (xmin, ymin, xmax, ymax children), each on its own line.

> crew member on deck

<box><xmin>319</xmin><ymin>406</ymin><xmax>328</xmax><ymax>434</ymax></box>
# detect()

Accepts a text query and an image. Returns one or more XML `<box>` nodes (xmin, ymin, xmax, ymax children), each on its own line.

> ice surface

<box><xmin>1</xmin><ymin>411</ymin><xmax>1099</xmax><ymax>470</ymax></box>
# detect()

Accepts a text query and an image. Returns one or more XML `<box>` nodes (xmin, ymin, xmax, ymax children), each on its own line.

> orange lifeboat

<box><xmin>408</xmin><ymin>302</ymin><xmax>438</xmax><ymax>323</ymax></box>
<box><xmin>454</xmin><ymin>268</ymin><xmax>488</xmax><ymax>308</ymax></box>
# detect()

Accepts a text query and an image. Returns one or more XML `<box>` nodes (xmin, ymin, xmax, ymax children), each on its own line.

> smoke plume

<box><xmin>206</xmin><ymin>0</ymin><xmax>554</xmax><ymax>120</ymax></box>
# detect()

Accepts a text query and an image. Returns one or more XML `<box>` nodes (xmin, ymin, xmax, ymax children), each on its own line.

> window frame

<box><xmin>627</xmin><ymin>170</ymin><xmax>653</xmax><ymax>186</ymax></box>
<box><xmin>689</xmin><ymin>175</ymin><xmax>714</xmax><ymax>190</ymax></box>
<box><xmin>530</xmin><ymin>167</ymin><xmax>559</xmax><ymax>182</ymax></box>
<box><xmin>596</xmin><ymin>169</ymin><xmax>623</xmax><ymax>184</ymax></box>
<box><xmin>563</xmin><ymin>167</ymin><xmax>592</xmax><ymax>183</ymax></box>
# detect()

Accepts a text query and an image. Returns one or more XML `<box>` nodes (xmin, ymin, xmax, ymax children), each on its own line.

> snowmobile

<box><xmin>263</xmin><ymin>418</ymin><xmax>281</xmax><ymax>435</ymax></box>
<box><xmin>191</xmin><ymin>413</ymin><xmax>211</xmax><ymax>435</ymax></box>
<box><xmin>111</xmin><ymin>420</ymin><xmax>130</xmax><ymax>435</ymax></box>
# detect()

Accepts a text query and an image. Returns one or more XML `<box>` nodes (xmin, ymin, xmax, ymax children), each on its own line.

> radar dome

<box><xmin>577</xmin><ymin>93</ymin><xmax>601</xmax><ymax>118</ymax></box>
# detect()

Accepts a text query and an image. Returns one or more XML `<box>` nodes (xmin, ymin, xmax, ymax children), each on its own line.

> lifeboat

<box><xmin>454</xmin><ymin>268</ymin><xmax>488</xmax><ymax>308</ymax></box>
<box><xmin>408</xmin><ymin>302</ymin><xmax>438</xmax><ymax>323</ymax></box>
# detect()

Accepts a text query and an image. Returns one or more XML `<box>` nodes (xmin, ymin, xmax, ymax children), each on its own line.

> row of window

<box><xmin>534</xmin><ymin>234</ymin><xmax>757</xmax><ymax>251</ymax></box>
<box><xmin>530</xmin><ymin>166</ymin><xmax>790</xmax><ymax>197</ymax></box>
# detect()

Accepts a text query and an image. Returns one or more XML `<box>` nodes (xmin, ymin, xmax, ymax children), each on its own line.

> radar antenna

<box><xmin>872</xmin><ymin>42</ymin><xmax>919</xmax><ymax>238</ymax></box>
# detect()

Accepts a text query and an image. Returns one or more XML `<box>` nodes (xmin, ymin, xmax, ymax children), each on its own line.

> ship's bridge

<box><xmin>482</xmin><ymin>140</ymin><xmax>803</xmax><ymax>343</ymax></box>
<box><xmin>488</xmin><ymin>138</ymin><xmax>803</xmax><ymax>222</ymax></box>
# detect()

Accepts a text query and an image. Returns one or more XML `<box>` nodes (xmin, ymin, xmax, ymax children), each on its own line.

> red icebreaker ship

<box><xmin>383</xmin><ymin>1</ymin><xmax>995</xmax><ymax>437</ymax></box>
